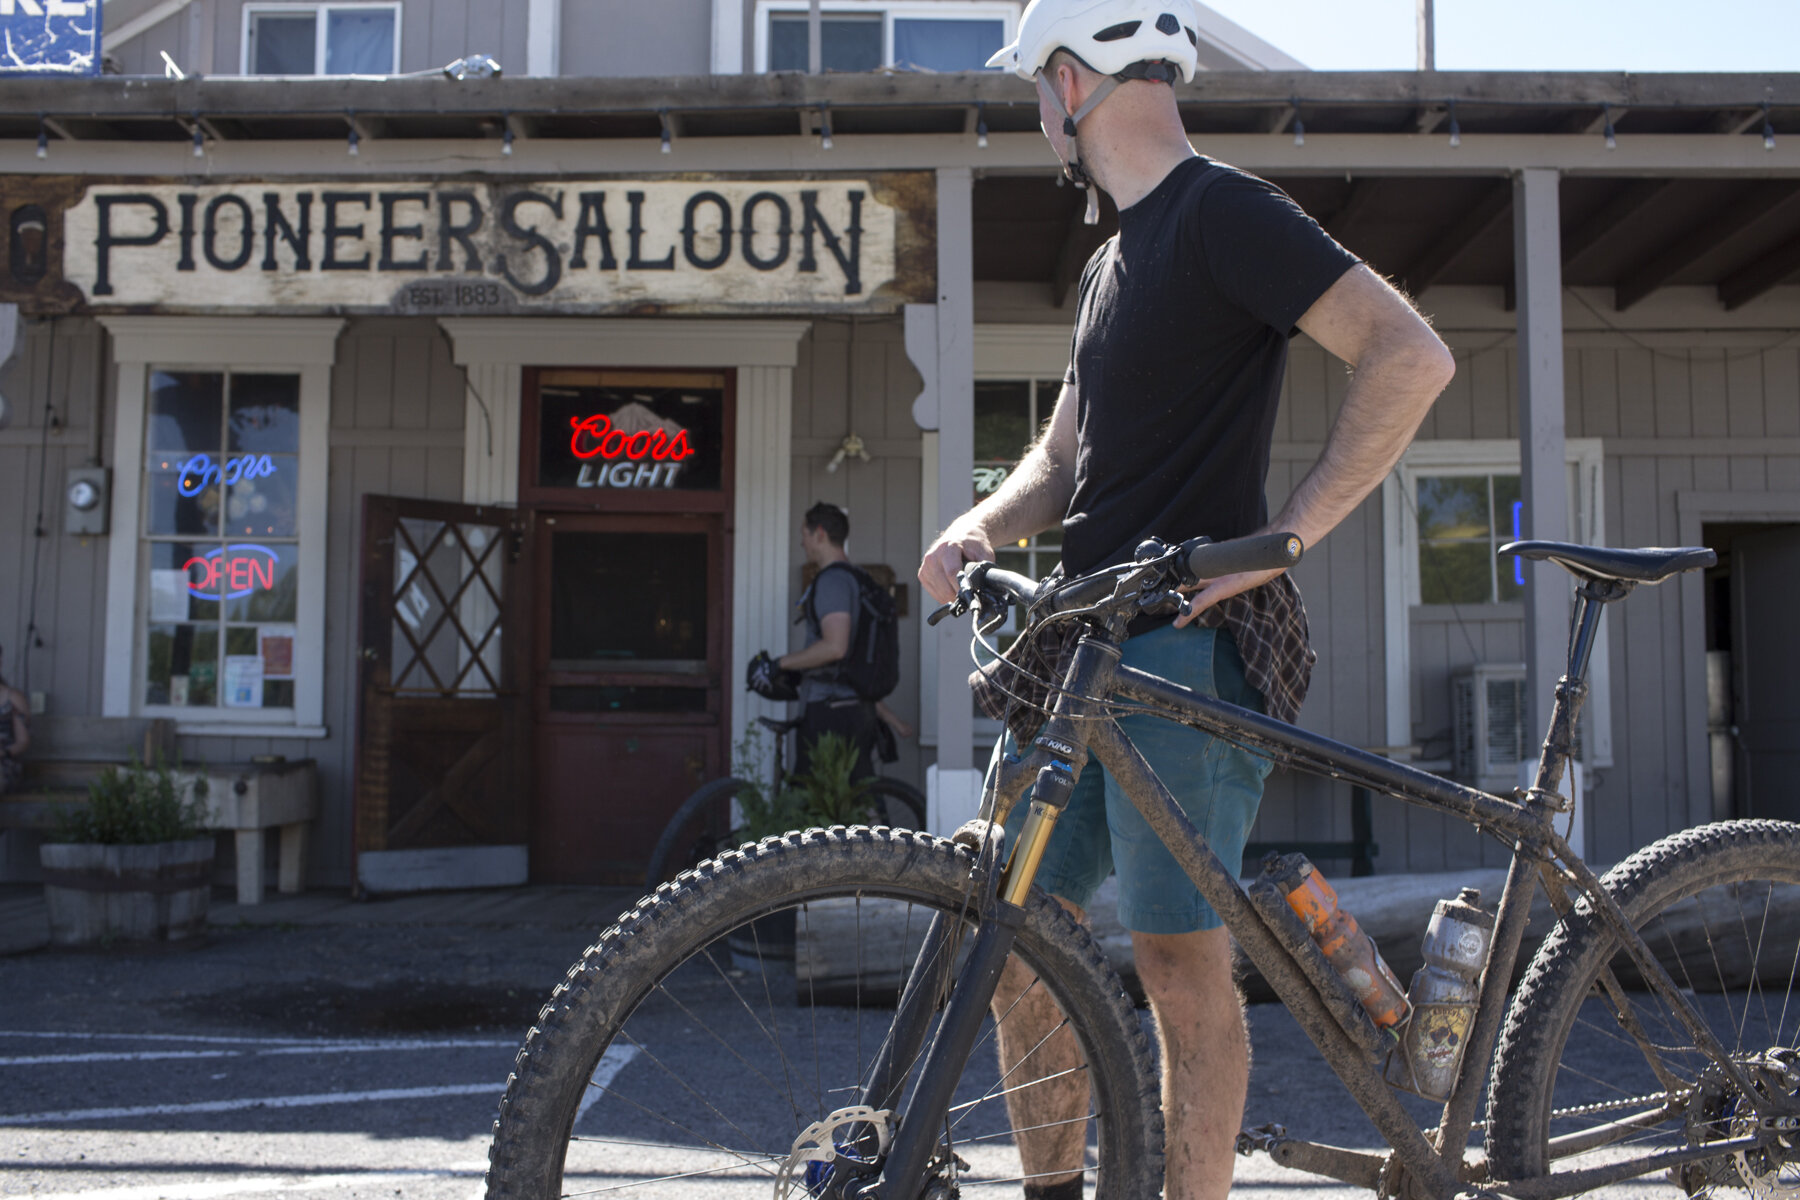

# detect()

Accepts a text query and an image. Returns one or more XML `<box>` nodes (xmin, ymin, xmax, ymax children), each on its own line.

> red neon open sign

<box><xmin>568</xmin><ymin>414</ymin><xmax>696</xmax><ymax>462</ymax></box>
<box><xmin>184</xmin><ymin>544</ymin><xmax>282</xmax><ymax>599</ymax></box>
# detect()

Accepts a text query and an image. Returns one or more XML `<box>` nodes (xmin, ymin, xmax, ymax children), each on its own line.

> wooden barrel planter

<box><xmin>38</xmin><ymin>838</ymin><xmax>215</xmax><ymax>947</ymax></box>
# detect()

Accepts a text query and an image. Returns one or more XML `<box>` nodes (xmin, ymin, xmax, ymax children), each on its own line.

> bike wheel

<box><xmin>1486</xmin><ymin>819</ymin><xmax>1800</xmax><ymax>1194</ymax></box>
<box><xmin>486</xmin><ymin>826</ymin><xmax>1162</xmax><ymax>1199</ymax></box>
<box><xmin>643</xmin><ymin>776</ymin><xmax>747</xmax><ymax>888</ymax></box>
<box><xmin>865</xmin><ymin>778</ymin><xmax>927</xmax><ymax>830</ymax></box>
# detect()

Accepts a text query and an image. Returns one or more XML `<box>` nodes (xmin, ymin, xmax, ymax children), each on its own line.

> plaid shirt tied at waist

<box><xmin>970</xmin><ymin>572</ymin><xmax>1316</xmax><ymax>743</ymax></box>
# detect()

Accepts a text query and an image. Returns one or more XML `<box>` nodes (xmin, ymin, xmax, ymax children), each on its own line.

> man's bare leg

<box><xmin>992</xmin><ymin>900</ymin><xmax>1088</xmax><ymax>1196</ymax></box>
<box><xmin>1135</xmin><ymin>925</ymin><xmax>1248</xmax><ymax>1200</ymax></box>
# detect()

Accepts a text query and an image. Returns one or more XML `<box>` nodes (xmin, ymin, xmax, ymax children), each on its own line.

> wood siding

<box><xmin>1251</xmin><ymin>336</ymin><xmax>1800</xmax><ymax>874</ymax></box>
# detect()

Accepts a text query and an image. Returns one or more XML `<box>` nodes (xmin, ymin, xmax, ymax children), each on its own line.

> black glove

<box><xmin>746</xmin><ymin>651</ymin><xmax>802</xmax><ymax>702</ymax></box>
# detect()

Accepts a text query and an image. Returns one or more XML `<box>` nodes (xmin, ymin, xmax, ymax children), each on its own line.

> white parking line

<box><xmin>5</xmin><ymin>1036</ymin><xmax>525</xmax><ymax>1065</ymax></box>
<box><xmin>0</xmin><ymin>1030</ymin><xmax>522</xmax><ymax>1048</ymax></box>
<box><xmin>0</xmin><ymin>1083</ymin><xmax>505</xmax><ymax>1126</ymax></box>
<box><xmin>13</xmin><ymin>1162</ymin><xmax>491</xmax><ymax>1200</ymax></box>
<box><xmin>572</xmin><ymin>1044</ymin><xmax>641</xmax><ymax>1129</ymax></box>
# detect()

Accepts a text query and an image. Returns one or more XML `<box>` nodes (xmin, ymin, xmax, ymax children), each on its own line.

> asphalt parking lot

<box><xmin>0</xmin><ymin>886</ymin><xmax>1688</xmax><ymax>1198</ymax></box>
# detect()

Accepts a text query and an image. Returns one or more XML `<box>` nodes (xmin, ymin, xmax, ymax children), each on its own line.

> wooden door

<box><xmin>531</xmin><ymin>511</ymin><xmax>728</xmax><ymax>884</ymax></box>
<box><xmin>353</xmin><ymin>496</ymin><xmax>528</xmax><ymax>893</ymax></box>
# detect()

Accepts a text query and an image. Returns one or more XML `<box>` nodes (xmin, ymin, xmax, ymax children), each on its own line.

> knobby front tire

<box><xmin>487</xmin><ymin>826</ymin><xmax>1163</xmax><ymax>1199</ymax></box>
<box><xmin>1486</xmin><ymin>819</ymin><xmax>1800</xmax><ymax>1194</ymax></box>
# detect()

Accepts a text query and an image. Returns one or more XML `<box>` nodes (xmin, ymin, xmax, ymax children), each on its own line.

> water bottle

<box><xmin>1277</xmin><ymin>856</ymin><xmax>1411</xmax><ymax>1030</ymax></box>
<box><xmin>1385</xmin><ymin>887</ymin><xmax>1494</xmax><ymax>1101</ymax></box>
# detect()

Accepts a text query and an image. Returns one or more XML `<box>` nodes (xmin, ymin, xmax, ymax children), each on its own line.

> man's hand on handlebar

<box><xmin>919</xmin><ymin>524</ymin><xmax>997</xmax><ymax>606</ymax></box>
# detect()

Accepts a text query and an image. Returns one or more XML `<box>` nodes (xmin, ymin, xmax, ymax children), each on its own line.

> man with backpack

<box><xmin>747</xmin><ymin>502</ymin><xmax>905</xmax><ymax>781</ymax></box>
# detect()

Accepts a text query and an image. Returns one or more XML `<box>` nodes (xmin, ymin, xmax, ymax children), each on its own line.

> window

<box><xmin>143</xmin><ymin>371</ymin><xmax>302</xmax><ymax>712</ymax></box>
<box><xmin>244</xmin><ymin>3</ymin><xmax>400</xmax><ymax>76</ymax></box>
<box><xmin>1416</xmin><ymin>473</ymin><xmax>1525</xmax><ymax>605</ymax></box>
<box><xmin>756</xmin><ymin>2</ymin><xmax>1016</xmax><ymax>72</ymax></box>
<box><xmin>100</xmin><ymin>318</ymin><xmax>341</xmax><ymax>735</ymax></box>
<box><xmin>1382</xmin><ymin>439</ymin><xmax>1612</xmax><ymax>769</ymax></box>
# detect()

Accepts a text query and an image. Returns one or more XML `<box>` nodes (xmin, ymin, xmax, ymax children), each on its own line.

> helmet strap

<box><xmin>1036</xmin><ymin>71</ymin><xmax>1121</xmax><ymax>225</ymax></box>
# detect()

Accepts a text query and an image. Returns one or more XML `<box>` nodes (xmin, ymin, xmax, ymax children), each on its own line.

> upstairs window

<box><xmin>758</xmin><ymin>2</ymin><xmax>1016</xmax><ymax>73</ymax></box>
<box><xmin>244</xmin><ymin>3</ymin><xmax>400</xmax><ymax>76</ymax></box>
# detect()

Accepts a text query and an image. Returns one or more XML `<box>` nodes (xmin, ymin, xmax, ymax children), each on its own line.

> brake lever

<box><xmin>927</xmin><ymin>600</ymin><xmax>961</xmax><ymax>627</ymax></box>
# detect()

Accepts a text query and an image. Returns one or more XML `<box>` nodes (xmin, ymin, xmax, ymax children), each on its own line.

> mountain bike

<box><xmin>643</xmin><ymin>714</ymin><xmax>928</xmax><ymax>888</ymax></box>
<box><xmin>486</xmin><ymin>530</ymin><xmax>1800</xmax><ymax>1199</ymax></box>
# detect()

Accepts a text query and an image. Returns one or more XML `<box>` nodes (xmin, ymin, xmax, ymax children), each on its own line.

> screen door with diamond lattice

<box><xmin>353</xmin><ymin>495</ymin><xmax>527</xmax><ymax>893</ymax></box>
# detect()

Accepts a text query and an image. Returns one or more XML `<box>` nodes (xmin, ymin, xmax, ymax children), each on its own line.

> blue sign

<box><xmin>1</xmin><ymin>0</ymin><xmax>100</xmax><ymax>75</ymax></box>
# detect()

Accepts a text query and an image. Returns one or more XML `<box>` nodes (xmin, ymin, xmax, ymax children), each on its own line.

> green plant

<box><xmin>50</xmin><ymin>757</ymin><xmax>209</xmax><ymax>845</ymax></box>
<box><xmin>785</xmin><ymin>732</ymin><xmax>874</xmax><ymax>827</ymax></box>
<box><xmin>729</xmin><ymin>729</ymin><xmax>878</xmax><ymax>841</ymax></box>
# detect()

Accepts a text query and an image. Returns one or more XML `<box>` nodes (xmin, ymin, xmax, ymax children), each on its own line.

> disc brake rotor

<box><xmin>774</xmin><ymin>1105</ymin><xmax>892</xmax><ymax>1200</ymax></box>
<box><xmin>1681</xmin><ymin>1049</ymin><xmax>1800</xmax><ymax>1197</ymax></box>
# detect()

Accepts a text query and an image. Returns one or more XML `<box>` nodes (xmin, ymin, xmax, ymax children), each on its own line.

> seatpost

<box><xmin>1526</xmin><ymin>579</ymin><xmax>1628</xmax><ymax>809</ymax></box>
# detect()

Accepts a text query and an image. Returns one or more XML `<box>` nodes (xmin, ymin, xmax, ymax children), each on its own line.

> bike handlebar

<box><xmin>1182</xmin><ymin>531</ymin><xmax>1305</xmax><ymax>584</ymax></box>
<box><xmin>927</xmin><ymin>530</ymin><xmax>1306</xmax><ymax>628</ymax></box>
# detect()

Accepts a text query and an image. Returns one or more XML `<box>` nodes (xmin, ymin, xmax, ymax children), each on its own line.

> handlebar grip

<box><xmin>980</xmin><ymin>567</ymin><xmax>1039</xmax><ymax>606</ymax></box>
<box><xmin>1185</xmin><ymin>532</ymin><xmax>1304</xmax><ymax>582</ymax></box>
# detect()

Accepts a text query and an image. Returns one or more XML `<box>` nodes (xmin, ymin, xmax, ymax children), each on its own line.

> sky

<box><xmin>1202</xmin><ymin>0</ymin><xmax>1800</xmax><ymax>72</ymax></box>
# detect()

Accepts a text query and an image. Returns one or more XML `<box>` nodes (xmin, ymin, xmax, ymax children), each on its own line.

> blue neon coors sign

<box><xmin>0</xmin><ymin>0</ymin><xmax>100</xmax><ymax>76</ymax></box>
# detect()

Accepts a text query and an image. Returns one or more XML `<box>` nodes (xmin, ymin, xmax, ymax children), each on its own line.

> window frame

<box><xmin>752</xmin><ymin>0</ymin><xmax>1018</xmax><ymax>73</ymax></box>
<box><xmin>240</xmin><ymin>1</ymin><xmax>403</xmax><ymax>76</ymax></box>
<box><xmin>1382</xmin><ymin>438</ymin><xmax>1612</xmax><ymax>769</ymax></box>
<box><xmin>100</xmin><ymin>318</ymin><xmax>343</xmax><ymax>737</ymax></box>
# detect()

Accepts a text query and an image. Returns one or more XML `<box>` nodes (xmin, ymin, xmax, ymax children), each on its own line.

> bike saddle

<box><xmin>1498</xmin><ymin>540</ymin><xmax>1715</xmax><ymax>585</ymax></box>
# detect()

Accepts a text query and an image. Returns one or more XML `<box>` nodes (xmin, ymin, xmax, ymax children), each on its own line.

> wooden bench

<box><xmin>0</xmin><ymin>717</ymin><xmax>317</xmax><ymax>905</ymax></box>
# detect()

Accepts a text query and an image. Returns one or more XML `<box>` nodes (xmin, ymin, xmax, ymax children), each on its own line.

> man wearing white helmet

<box><xmin>919</xmin><ymin>2</ymin><xmax>1456</xmax><ymax>1197</ymax></box>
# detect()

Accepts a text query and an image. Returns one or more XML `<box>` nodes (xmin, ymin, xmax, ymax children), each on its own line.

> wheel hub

<box><xmin>775</xmin><ymin>1105</ymin><xmax>891</xmax><ymax>1199</ymax></box>
<box><xmin>1679</xmin><ymin>1048</ymin><xmax>1800</xmax><ymax>1197</ymax></box>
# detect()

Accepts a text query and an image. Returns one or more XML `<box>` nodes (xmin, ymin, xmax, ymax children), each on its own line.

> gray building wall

<box><xmin>561</xmin><ymin>0</ymin><xmax>712</xmax><ymax>79</ymax></box>
<box><xmin>107</xmin><ymin>0</ymin><xmax>530</xmax><ymax>80</ymax></box>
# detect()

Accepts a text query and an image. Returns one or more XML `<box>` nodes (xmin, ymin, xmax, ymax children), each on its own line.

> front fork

<box><xmin>852</xmin><ymin>638</ymin><xmax>1120</xmax><ymax>1199</ymax></box>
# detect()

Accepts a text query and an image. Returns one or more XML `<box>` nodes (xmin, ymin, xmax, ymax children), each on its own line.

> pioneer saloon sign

<box><xmin>3</xmin><ymin>174</ymin><xmax>934</xmax><ymax>315</ymax></box>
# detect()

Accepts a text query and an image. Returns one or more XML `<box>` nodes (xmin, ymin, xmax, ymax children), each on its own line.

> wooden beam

<box><xmin>1265</xmin><ymin>104</ymin><xmax>1297</xmax><ymax>135</ymax></box>
<box><xmin>1718</xmin><ymin>231</ymin><xmax>1800</xmax><ymax>309</ymax></box>
<box><xmin>1324</xmin><ymin>179</ymin><xmax>1382</xmax><ymax>240</ymax></box>
<box><xmin>1579</xmin><ymin>105</ymin><xmax>1625</xmax><ymax>135</ymax></box>
<box><xmin>1415</xmin><ymin>104</ymin><xmax>1447</xmax><ymax>134</ymax></box>
<box><xmin>1399</xmin><ymin>180</ymin><xmax>1511</xmax><ymax>294</ymax></box>
<box><xmin>1616</xmin><ymin>181</ymin><xmax>1800</xmax><ymax>309</ymax></box>
<box><xmin>1710</xmin><ymin>107</ymin><xmax>1767</xmax><ymax>135</ymax></box>
<box><xmin>1561</xmin><ymin>178</ymin><xmax>1676</xmax><ymax>272</ymax></box>
<box><xmin>1049</xmin><ymin>193</ymin><xmax>1109</xmax><ymax>308</ymax></box>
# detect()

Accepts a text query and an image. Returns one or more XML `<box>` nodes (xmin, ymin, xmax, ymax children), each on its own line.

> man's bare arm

<box><xmin>919</xmin><ymin>381</ymin><xmax>1079</xmax><ymax>604</ymax></box>
<box><xmin>1179</xmin><ymin>265</ymin><xmax>1454</xmax><ymax>621</ymax></box>
<box><xmin>779</xmin><ymin>612</ymin><xmax>850</xmax><ymax>672</ymax></box>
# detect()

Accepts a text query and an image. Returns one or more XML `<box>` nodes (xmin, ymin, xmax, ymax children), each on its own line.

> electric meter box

<box><xmin>65</xmin><ymin>466</ymin><xmax>110</xmax><ymax>536</ymax></box>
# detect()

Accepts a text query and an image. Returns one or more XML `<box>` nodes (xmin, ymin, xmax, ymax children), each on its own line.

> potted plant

<box><xmin>728</xmin><ymin>733</ymin><xmax>872</xmax><ymax>967</ymax></box>
<box><xmin>40</xmin><ymin>758</ymin><xmax>214</xmax><ymax>947</ymax></box>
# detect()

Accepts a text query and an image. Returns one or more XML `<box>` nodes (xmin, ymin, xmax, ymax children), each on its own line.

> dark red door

<box><xmin>530</xmin><ymin>511</ymin><xmax>727</xmax><ymax>884</ymax></box>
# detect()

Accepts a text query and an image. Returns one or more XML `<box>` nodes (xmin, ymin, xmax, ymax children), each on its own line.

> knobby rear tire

<box><xmin>487</xmin><ymin>826</ymin><xmax>1163</xmax><ymax>1199</ymax></box>
<box><xmin>1486</xmin><ymin>819</ymin><xmax>1800</xmax><ymax>1191</ymax></box>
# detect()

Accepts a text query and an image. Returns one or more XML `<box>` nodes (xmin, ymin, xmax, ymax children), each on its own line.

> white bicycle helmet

<box><xmin>988</xmin><ymin>0</ymin><xmax>1200</xmax><ymax>223</ymax></box>
<box><xmin>987</xmin><ymin>0</ymin><xmax>1200</xmax><ymax>83</ymax></box>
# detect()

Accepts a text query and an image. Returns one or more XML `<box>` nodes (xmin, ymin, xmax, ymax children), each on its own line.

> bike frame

<box><xmin>856</xmin><ymin>581</ymin><xmax>1779</xmax><ymax>1200</ymax></box>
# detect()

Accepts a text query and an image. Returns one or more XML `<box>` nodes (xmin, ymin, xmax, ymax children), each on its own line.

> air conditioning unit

<box><xmin>1453</xmin><ymin>663</ymin><xmax>1585</xmax><ymax>792</ymax></box>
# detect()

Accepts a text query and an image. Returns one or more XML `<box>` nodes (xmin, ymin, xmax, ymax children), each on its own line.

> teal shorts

<box><xmin>1002</xmin><ymin>624</ymin><xmax>1274</xmax><ymax>935</ymax></box>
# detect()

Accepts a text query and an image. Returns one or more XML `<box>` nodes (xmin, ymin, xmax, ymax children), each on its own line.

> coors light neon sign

<box><xmin>568</xmin><ymin>401</ymin><xmax>696</xmax><ymax>488</ymax></box>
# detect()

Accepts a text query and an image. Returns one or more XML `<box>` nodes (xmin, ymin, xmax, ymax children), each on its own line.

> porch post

<box><xmin>1513</xmin><ymin>168</ymin><xmax>1571</xmax><ymax>746</ymax></box>
<box><xmin>910</xmin><ymin>166</ymin><xmax>979</xmax><ymax>833</ymax></box>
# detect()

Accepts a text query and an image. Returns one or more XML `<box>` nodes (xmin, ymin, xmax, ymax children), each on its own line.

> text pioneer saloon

<box><xmin>60</xmin><ymin>179</ymin><xmax>909</xmax><ymax>313</ymax></box>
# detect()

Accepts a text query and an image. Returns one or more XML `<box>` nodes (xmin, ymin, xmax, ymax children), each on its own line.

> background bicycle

<box><xmin>642</xmin><ymin>714</ymin><xmax>926</xmax><ymax>888</ymax></box>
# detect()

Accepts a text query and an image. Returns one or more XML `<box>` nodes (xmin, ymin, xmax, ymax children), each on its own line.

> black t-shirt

<box><xmin>1061</xmin><ymin>156</ymin><xmax>1360</xmax><ymax>576</ymax></box>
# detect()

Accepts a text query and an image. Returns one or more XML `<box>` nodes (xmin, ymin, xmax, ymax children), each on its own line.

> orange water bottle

<box><xmin>1277</xmin><ymin>856</ymin><xmax>1410</xmax><ymax>1029</ymax></box>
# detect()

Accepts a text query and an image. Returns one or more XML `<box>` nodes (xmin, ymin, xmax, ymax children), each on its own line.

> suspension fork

<box><xmin>857</xmin><ymin>638</ymin><xmax>1122</xmax><ymax>1198</ymax></box>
